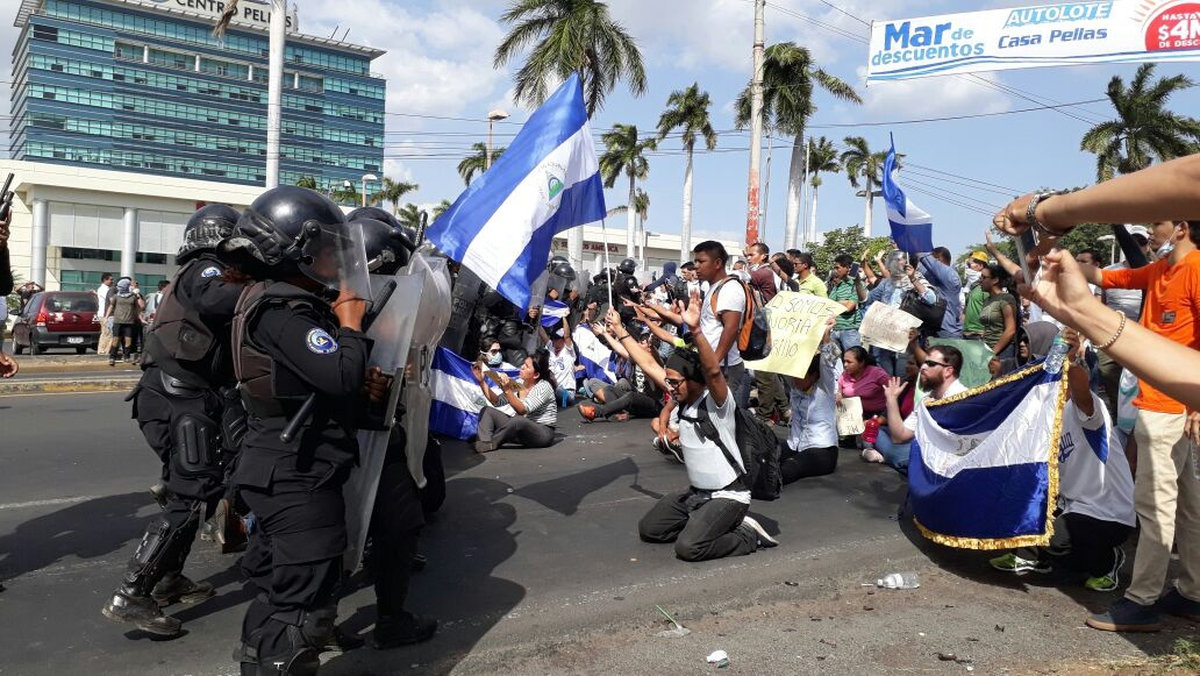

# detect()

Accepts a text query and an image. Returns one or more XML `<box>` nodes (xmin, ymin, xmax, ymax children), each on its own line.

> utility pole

<box><xmin>744</xmin><ymin>0</ymin><xmax>765</xmax><ymax>246</ymax></box>
<box><xmin>265</xmin><ymin>0</ymin><xmax>285</xmax><ymax>188</ymax></box>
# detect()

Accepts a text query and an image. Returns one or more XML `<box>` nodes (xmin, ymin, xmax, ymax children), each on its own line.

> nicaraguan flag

<box><xmin>908</xmin><ymin>359</ymin><xmax>1069</xmax><ymax>550</ymax></box>
<box><xmin>429</xmin><ymin>347</ymin><xmax>520</xmax><ymax>440</ymax></box>
<box><xmin>881</xmin><ymin>135</ymin><xmax>934</xmax><ymax>254</ymax></box>
<box><xmin>540</xmin><ymin>299</ymin><xmax>570</xmax><ymax>328</ymax></box>
<box><xmin>427</xmin><ymin>73</ymin><xmax>607</xmax><ymax>310</ymax></box>
<box><xmin>573</xmin><ymin>323</ymin><xmax>615</xmax><ymax>384</ymax></box>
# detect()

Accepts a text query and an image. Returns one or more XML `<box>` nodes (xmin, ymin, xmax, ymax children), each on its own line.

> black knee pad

<box><xmin>172</xmin><ymin>413</ymin><xmax>220</xmax><ymax>479</ymax></box>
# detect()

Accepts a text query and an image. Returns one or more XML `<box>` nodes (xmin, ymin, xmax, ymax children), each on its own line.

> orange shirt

<box><xmin>1101</xmin><ymin>249</ymin><xmax>1200</xmax><ymax>414</ymax></box>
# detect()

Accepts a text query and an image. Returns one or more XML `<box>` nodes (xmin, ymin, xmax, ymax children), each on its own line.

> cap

<box><xmin>969</xmin><ymin>251</ymin><xmax>989</xmax><ymax>264</ymax></box>
<box><xmin>1124</xmin><ymin>224</ymin><xmax>1149</xmax><ymax>238</ymax></box>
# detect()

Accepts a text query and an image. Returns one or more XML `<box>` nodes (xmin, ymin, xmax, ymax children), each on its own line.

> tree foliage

<box><xmin>458</xmin><ymin>142</ymin><xmax>506</xmax><ymax>186</ymax></box>
<box><xmin>811</xmin><ymin>226</ymin><xmax>891</xmax><ymax>275</ymax></box>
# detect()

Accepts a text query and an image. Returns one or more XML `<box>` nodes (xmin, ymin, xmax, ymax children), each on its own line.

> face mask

<box><xmin>486</xmin><ymin>352</ymin><xmax>503</xmax><ymax>366</ymax></box>
<box><xmin>1156</xmin><ymin>241</ymin><xmax>1174</xmax><ymax>259</ymax></box>
<box><xmin>964</xmin><ymin>268</ymin><xmax>981</xmax><ymax>287</ymax></box>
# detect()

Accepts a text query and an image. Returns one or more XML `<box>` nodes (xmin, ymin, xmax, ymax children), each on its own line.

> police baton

<box><xmin>279</xmin><ymin>280</ymin><xmax>398</xmax><ymax>443</ymax></box>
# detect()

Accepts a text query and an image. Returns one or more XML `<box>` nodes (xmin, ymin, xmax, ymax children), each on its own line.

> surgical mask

<box><xmin>1156</xmin><ymin>241</ymin><xmax>1175</xmax><ymax>259</ymax></box>
<box><xmin>486</xmin><ymin>351</ymin><xmax>503</xmax><ymax>367</ymax></box>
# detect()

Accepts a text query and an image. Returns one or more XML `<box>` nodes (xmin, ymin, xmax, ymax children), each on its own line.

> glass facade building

<box><xmin>11</xmin><ymin>0</ymin><xmax>386</xmax><ymax>191</ymax></box>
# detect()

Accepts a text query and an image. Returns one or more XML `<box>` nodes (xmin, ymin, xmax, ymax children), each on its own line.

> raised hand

<box><xmin>883</xmin><ymin>376</ymin><xmax>908</xmax><ymax>401</ymax></box>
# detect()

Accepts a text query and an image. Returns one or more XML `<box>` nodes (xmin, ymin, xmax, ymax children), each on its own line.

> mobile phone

<box><xmin>849</xmin><ymin>262</ymin><xmax>861</xmax><ymax>278</ymax></box>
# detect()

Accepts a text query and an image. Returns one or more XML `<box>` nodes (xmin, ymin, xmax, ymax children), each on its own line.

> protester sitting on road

<box><xmin>988</xmin><ymin>329</ymin><xmax>1135</xmax><ymax>592</ymax></box>
<box><xmin>611</xmin><ymin>296</ymin><xmax>778</xmax><ymax>562</ymax></box>
<box><xmin>862</xmin><ymin>357</ymin><xmax>917</xmax><ymax>466</ymax></box>
<box><xmin>578</xmin><ymin>321</ymin><xmax>663</xmax><ymax>422</ymax></box>
<box><xmin>876</xmin><ymin>346</ymin><xmax>968</xmax><ymax>474</ymax></box>
<box><xmin>471</xmin><ymin>348</ymin><xmax>558</xmax><ymax>452</ymax></box>
<box><xmin>480</xmin><ymin>337</ymin><xmax>518</xmax><ymax>371</ymax></box>
<box><xmin>782</xmin><ymin>319</ymin><xmax>841</xmax><ymax>482</ymax></box>
<box><xmin>838</xmin><ymin>345</ymin><xmax>891</xmax><ymax>451</ymax></box>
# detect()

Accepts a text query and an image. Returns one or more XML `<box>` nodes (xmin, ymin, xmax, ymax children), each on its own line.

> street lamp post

<box><xmin>486</xmin><ymin>109</ymin><xmax>509</xmax><ymax>170</ymax></box>
<box><xmin>361</xmin><ymin>173</ymin><xmax>378</xmax><ymax>207</ymax></box>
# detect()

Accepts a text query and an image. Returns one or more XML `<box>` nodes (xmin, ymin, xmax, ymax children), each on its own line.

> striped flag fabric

<box><xmin>572</xmin><ymin>323</ymin><xmax>615</xmax><ymax>385</ymax></box>
<box><xmin>881</xmin><ymin>135</ymin><xmax>934</xmax><ymax>254</ymax></box>
<box><xmin>429</xmin><ymin>347</ymin><xmax>520</xmax><ymax>440</ymax></box>
<box><xmin>908</xmin><ymin>359</ymin><xmax>1070</xmax><ymax>549</ymax></box>
<box><xmin>540</xmin><ymin>299</ymin><xmax>570</xmax><ymax>328</ymax></box>
<box><xmin>426</xmin><ymin>73</ymin><xmax>607</xmax><ymax>310</ymax></box>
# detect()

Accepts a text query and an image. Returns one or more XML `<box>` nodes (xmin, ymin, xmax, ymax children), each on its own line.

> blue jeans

<box><xmin>556</xmin><ymin>387</ymin><xmax>575</xmax><ymax>408</ymax></box>
<box><xmin>833</xmin><ymin>328</ymin><xmax>861</xmax><ymax>353</ymax></box>
<box><xmin>872</xmin><ymin>347</ymin><xmax>908</xmax><ymax>377</ymax></box>
<box><xmin>876</xmin><ymin>425</ymin><xmax>911</xmax><ymax>472</ymax></box>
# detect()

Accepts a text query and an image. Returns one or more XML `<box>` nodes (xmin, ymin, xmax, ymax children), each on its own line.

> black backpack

<box><xmin>679</xmin><ymin>395</ymin><xmax>782</xmax><ymax>501</ymax></box>
<box><xmin>900</xmin><ymin>287</ymin><xmax>947</xmax><ymax>336</ymax></box>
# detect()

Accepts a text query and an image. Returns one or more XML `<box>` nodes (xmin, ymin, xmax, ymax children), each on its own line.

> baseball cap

<box><xmin>1124</xmin><ymin>224</ymin><xmax>1149</xmax><ymax>238</ymax></box>
<box><xmin>969</xmin><ymin>251</ymin><xmax>989</xmax><ymax>264</ymax></box>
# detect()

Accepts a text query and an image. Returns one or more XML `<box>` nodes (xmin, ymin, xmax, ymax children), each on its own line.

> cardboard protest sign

<box><xmin>745</xmin><ymin>292</ymin><xmax>846</xmax><ymax>379</ymax></box>
<box><xmin>860</xmin><ymin>302</ymin><xmax>923</xmax><ymax>353</ymax></box>
<box><xmin>836</xmin><ymin>396</ymin><xmax>865</xmax><ymax>436</ymax></box>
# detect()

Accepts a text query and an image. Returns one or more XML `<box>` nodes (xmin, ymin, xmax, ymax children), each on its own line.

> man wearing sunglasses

<box><xmin>877</xmin><ymin>346</ymin><xmax>968</xmax><ymax>472</ymax></box>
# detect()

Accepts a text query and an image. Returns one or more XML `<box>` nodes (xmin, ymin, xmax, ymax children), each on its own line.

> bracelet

<box><xmin>1026</xmin><ymin>190</ymin><xmax>1068</xmax><ymax>237</ymax></box>
<box><xmin>1094</xmin><ymin>311</ymin><xmax>1127</xmax><ymax>350</ymax></box>
<box><xmin>616</xmin><ymin>334</ymin><xmax>631</xmax><ymax>341</ymax></box>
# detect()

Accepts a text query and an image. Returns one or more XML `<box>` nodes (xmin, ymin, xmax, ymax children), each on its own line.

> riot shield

<box><xmin>343</xmin><ymin>270</ymin><xmax>423</xmax><ymax>573</ymax></box>
<box><xmin>439</xmin><ymin>265</ymin><xmax>486</xmax><ymax>356</ymax></box>
<box><xmin>400</xmin><ymin>252</ymin><xmax>453</xmax><ymax>491</ymax></box>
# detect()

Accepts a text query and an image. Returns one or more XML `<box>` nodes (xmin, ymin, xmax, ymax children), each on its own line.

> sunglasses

<box><xmin>663</xmin><ymin>376</ymin><xmax>686</xmax><ymax>388</ymax></box>
<box><xmin>922</xmin><ymin>359</ymin><xmax>948</xmax><ymax>369</ymax></box>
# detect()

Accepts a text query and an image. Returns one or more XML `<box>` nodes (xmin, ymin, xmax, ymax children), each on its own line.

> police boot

<box><xmin>100</xmin><ymin>515</ymin><xmax>192</xmax><ymax>636</ymax></box>
<box><xmin>102</xmin><ymin>589</ymin><xmax>182</xmax><ymax>636</ymax></box>
<box><xmin>372</xmin><ymin>612</ymin><xmax>437</xmax><ymax>649</ymax></box>
<box><xmin>151</xmin><ymin>573</ymin><xmax>215</xmax><ymax>607</ymax></box>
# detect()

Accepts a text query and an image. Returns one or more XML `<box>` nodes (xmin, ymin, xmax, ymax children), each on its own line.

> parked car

<box><xmin>12</xmin><ymin>291</ymin><xmax>101</xmax><ymax>355</ymax></box>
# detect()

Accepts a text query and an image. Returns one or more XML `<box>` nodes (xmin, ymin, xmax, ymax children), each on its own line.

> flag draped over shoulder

<box><xmin>426</xmin><ymin>73</ymin><xmax>606</xmax><ymax>310</ymax></box>
<box><xmin>909</xmin><ymin>360</ymin><xmax>1070</xmax><ymax>550</ymax></box>
<box><xmin>881</xmin><ymin>135</ymin><xmax>934</xmax><ymax>254</ymax></box>
<box><xmin>429</xmin><ymin>347</ymin><xmax>521</xmax><ymax>441</ymax></box>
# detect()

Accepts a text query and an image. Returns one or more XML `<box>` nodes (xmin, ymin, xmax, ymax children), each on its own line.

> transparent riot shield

<box><xmin>297</xmin><ymin>220</ymin><xmax>373</xmax><ymax>304</ymax></box>
<box><xmin>400</xmin><ymin>252</ymin><xmax>452</xmax><ymax>491</ymax></box>
<box><xmin>343</xmin><ymin>270</ymin><xmax>423</xmax><ymax>573</ymax></box>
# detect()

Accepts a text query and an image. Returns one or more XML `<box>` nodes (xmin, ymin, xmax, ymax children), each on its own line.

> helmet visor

<box><xmin>299</xmin><ymin>221</ymin><xmax>373</xmax><ymax>303</ymax></box>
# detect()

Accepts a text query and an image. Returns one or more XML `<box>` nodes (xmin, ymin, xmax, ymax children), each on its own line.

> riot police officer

<box><xmin>219</xmin><ymin>186</ymin><xmax>378</xmax><ymax>675</ymax></box>
<box><xmin>612</xmin><ymin>258</ymin><xmax>642</xmax><ymax>322</ymax></box>
<box><xmin>101</xmin><ymin>204</ymin><xmax>245</xmax><ymax>637</ymax></box>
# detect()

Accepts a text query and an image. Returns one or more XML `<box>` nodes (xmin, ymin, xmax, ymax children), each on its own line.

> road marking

<box><xmin>0</xmin><ymin>495</ymin><xmax>99</xmax><ymax>510</ymax></box>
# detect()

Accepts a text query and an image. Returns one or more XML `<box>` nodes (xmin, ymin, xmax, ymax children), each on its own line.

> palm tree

<box><xmin>397</xmin><ymin>203</ymin><xmax>424</xmax><ymax>230</ymax></box>
<box><xmin>432</xmin><ymin>199</ymin><xmax>453</xmax><ymax>220</ymax></box>
<box><xmin>803</xmin><ymin>136</ymin><xmax>840</xmax><ymax>247</ymax></box>
<box><xmin>840</xmin><ymin>136</ymin><xmax>896</xmax><ymax>238</ymax></box>
<box><xmin>1081</xmin><ymin>63</ymin><xmax>1200</xmax><ymax>182</ymax></box>
<box><xmin>458</xmin><ymin>142</ymin><xmax>506</xmax><ymax>186</ymax></box>
<box><xmin>295</xmin><ymin>175</ymin><xmax>319</xmax><ymax>190</ymax></box>
<box><xmin>656</xmin><ymin>83</ymin><xmax>717</xmax><ymax>262</ymax></box>
<box><xmin>599</xmin><ymin>123</ymin><xmax>657</xmax><ymax>258</ymax></box>
<box><xmin>329</xmin><ymin>182</ymin><xmax>360</xmax><ymax>207</ymax></box>
<box><xmin>371</xmin><ymin>177</ymin><xmax>419</xmax><ymax>215</ymax></box>
<box><xmin>633</xmin><ymin>187</ymin><xmax>649</xmax><ymax>263</ymax></box>
<box><xmin>494</xmin><ymin>0</ymin><xmax>647</xmax><ymax>117</ymax></box>
<box><xmin>735</xmin><ymin>42</ymin><xmax>860</xmax><ymax>249</ymax></box>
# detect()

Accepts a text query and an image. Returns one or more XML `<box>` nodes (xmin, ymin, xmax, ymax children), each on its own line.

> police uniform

<box><xmin>231</xmin><ymin>280</ymin><xmax>372</xmax><ymax>674</ymax></box>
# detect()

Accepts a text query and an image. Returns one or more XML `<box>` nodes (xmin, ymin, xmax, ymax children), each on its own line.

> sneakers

<box><xmin>652</xmin><ymin>436</ymin><xmax>684</xmax><ymax>464</ymax></box>
<box><xmin>741</xmin><ymin>515</ymin><xmax>778</xmax><ymax>549</ymax></box>
<box><xmin>373</xmin><ymin>612</ymin><xmax>438</xmax><ymax>649</ymax></box>
<box><xmin>989</xmin><ymin>552</ymin><xmax>1052</xmax><ymax>575</ymax></box>
<box><xmin>1086</xmin><ymin>597</ymin><xmax>1162</xmax><ymax>632</ymax></box>
<box><xmin>861</xmin><ymin>448</ymin><xmax>885</xmax><ymax>464</ymax></box>
<box><xmin>1158</xmin><ymin>588</ymin><xmax>1200</xmax><ymax>621</ymax></box>
<box><xmin>102</xmin><ymin>589</ymin><xmax>183</xmax><ymax>636</ymax></box>
<box><xmin>1084</xmin><ymin>547</ymin><xmax>1126</xmax><ymax>592</ymax></box>
<box><xmin>577</xmin><ymin>403</ymin><xmax>597</xmax><ymax>422</ymax></box>
<box><xmin>151</xmin><ymin>573</ymin><xmax>216</xmax><ymax>607</ymax></box>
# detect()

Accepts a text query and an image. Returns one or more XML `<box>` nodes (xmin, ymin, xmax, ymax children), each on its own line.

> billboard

<box><xmin>866</xmin><ymin>1</ymin><xmax>1200</xmax><ymax>83</ymax></box>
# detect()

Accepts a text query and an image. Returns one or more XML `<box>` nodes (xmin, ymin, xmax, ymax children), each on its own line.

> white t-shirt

<box><xmin>1058</xmin><ymin>393</ymin><xmax>1136</xmax><ymax>526</ymax></box>
<box><xmin>700</xmin><ymin>278</ymin><xmax>747</xmax><ymax>366</ymax></box>
<box><xmin>96</xmin><ymin>283</ymin><xmax>111</xmax><ymax>318</ymax></box>
<box><xmin>788</xmin><ymin>342</ymin><xmax>842</xmax><ymax>452</ymax></box>
<box><xmin>1102</xmin><ymin>262</ymin><xmax>1144</xmax><ymax>321</ymax></box>
<box><xmin>679</xmin><ymin>391</ymin><xmax>750</xmax><ymax>502</ymax></box>
<box><xmin>545</xmin><ymin>341</ymin><xmax>577</xmax><ymax>392</ymax></box>
<box><xmin>904</xmin><ymin>379</ymin><xmax>969</xmax><ymax>432</ymax></box>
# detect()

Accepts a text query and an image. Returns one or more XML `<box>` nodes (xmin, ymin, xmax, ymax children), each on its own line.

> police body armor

<box><xmin>231</xmin><ymin>281</ymin><xmax>321</xmax><ymax>419</ymax></box>
<box><xmin>144</xmin><ymin>258</ymin><xmax>223</xmax><ymax>389</ymax></box>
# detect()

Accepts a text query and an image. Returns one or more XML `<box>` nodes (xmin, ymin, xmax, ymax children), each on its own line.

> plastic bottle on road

<box><xmin>876</xmin><ymin>571</ymin><xmax>920</xmax><ymax>589</ymax></box>
<box><xmin>1044</xmin><ymin>332</ymin><xmax>1069</xmax><ymax>375</ymax></box>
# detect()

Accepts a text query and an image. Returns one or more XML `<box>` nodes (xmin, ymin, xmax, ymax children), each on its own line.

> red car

<box><xmin>11</xmin><ymin>291</ymin><xmax>101</xmax><ymax>355</ymax></box>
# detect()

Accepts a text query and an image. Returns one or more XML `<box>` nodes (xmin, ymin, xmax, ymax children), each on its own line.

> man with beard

<box><xmin>877</xmin><ymin>345</ymin><xmax>968</xmax><ymax>474</ymax></box>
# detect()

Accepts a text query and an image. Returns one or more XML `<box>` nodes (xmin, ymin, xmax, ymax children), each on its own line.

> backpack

<box><xmin>899</xmin><ymin>287</ymin><xmax>947</xmax><ymax>336</ymax></box>
<box><xmin>680</xmin><ymin>396</ymin><xmax>783</xmax><ymax>501</ymax></box>
<box><xmin>709</xmin><ymin>278</ymin><xmax>772</xmax><ymax>361</ymax></box>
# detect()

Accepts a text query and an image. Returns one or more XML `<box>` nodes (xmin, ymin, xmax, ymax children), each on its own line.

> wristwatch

<box><xmin>1025</xmin><ymin>190</ymin><xmax>1067</xmax><ymax>237</ymax></box>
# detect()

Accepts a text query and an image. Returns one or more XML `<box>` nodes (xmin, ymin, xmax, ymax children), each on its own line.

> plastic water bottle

<box><xmin>876</xmin><ymin>571</ymin><xmax>920</xmax><ymax>589</ymax></box>
<box><xmin>1044</xmin><ymin>332</ymin><xmax>1069</xmax><ymax>374</ymax></box>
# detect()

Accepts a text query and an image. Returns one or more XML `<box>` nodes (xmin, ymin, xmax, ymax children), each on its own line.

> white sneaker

<box><xmin>741</xmin><ymin>515</ymin><xmax>778</xmax><ymax>548</ymax></box>
<box><xmin>861</xmin><ymin>448</ymin><xmax>885</xmax><ymax>463</ymax></box>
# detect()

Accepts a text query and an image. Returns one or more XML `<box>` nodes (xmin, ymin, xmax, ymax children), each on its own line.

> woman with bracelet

<box><xmin>471</xmin><ymin>348</ymin><xmax>558</xmax><ymax>452</ymax></box>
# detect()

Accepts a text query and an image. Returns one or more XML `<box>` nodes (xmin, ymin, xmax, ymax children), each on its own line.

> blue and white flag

<box><xmin>881</xmin><ymin>135</ymin><xmax>934</xmax><ymax>254</ymax></box>
<box><xmin>573</xmin><ymin>323</ymin><xmax>615</xmax><ymax>384</ymax></box>
<box><xmin>427</xmin><ymin>73</ymin><xmax>607</xmax><ymax>310</ymax></box>
<box><xmin>429</xmin><ymin>347</ymin><xmax>520</xmax><ymax>441</ymax></box>
<box><xmin>540</xmin><ymin>299</ymin><xmax>570</xmax><ymax>328</ymax></box>
<box><xmin>908</xmin><ymin>359</ymin><xmax>1069</xmax><ymax>550</ymax></box>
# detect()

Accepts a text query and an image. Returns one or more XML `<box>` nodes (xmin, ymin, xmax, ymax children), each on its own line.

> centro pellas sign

<box><xmin>145</xmin><ymin>0</ymin><xmax>298</xmax><ymax>31</ymax></box>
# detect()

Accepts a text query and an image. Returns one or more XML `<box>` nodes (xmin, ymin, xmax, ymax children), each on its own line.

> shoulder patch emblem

<box><xmin>305</xmin><ymin>328</ymin><xmax>339</xmax><ymax>355</ymax></box>
<box><xmin>200</xmin><ymin>266</ymin><xmax>222</xmax><ymax>278</ymax></box>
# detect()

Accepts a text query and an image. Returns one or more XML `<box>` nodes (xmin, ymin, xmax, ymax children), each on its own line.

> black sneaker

<box><xmin>1157</xmin><ymin>588</ymin><xmax>1200</xmax><ymax>621</ymax></box>
<box><xmin>151</xmin><ymin>574</ymin><xmax>215</xmax><ymax>607</ymax></box>
<box><xmin>741</xmin><ymin>515</ymin><xmax>778</xmax><ymax>549</ymax></box>
<box><xmin>373</xmin><ymin>613</ymin><xmax>438</xmax><ymax>649</ymax></box>
<box><xmin>102</xmin><ymin>589</ymin><xmax>182</xmax><ymax>636</ymax></box>
<box><xmin>1086</xmin><ymin>597</ymin><xmax>1162</xmax><ymax>632</ymax></box>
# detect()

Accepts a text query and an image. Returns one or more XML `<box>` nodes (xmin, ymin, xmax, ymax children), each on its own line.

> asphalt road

<box><xmin>0</xmin><ymin>393</ymin><xmax>1192</xmax><ymax>675</ymax></box>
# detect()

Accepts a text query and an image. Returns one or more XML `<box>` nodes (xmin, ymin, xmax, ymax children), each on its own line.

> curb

<box><xmin>0</xmin><ymin>377</ymin><xmax>140</xmax><ymax>395</ymax></box>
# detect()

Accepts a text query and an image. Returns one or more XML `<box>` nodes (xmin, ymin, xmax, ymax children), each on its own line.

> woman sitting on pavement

<box><xmin>782</xmin><ymin>318</ymin><xmax>842</xmax><ymax>482</ymax></box>
<box><xmin>837</xmin><ymin>346</ymin><xmax>890</xmax><ymax>449</ymax></box>
<box><xmin>470</xmin><ymin>348</ymin><xmax>558</xmax><ymax>452</ymax></box>
<box><xmin>610</xmin><ymin>294</ymin><xmax>778</xmax><ymax>562</ymax></box>
<box><xmin>578</xmin><ymin>320</ymin><xmax>664</xmax><ymax>422</ymax></box>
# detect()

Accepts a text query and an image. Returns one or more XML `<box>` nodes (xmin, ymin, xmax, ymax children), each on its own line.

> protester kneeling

<box><xmin>782</xmin><ymin>319</ymin><xmax>841</xmax><ymax>483</ymax></box>
<box><xmin>470</xmin><ymin>348</ymin><xmax>558</xmax><ymax>452</ymax></box>
<box><xmin>607</xmin><ymin>293</ymin><xmax>778</xmax><ymax>563</ymax></box>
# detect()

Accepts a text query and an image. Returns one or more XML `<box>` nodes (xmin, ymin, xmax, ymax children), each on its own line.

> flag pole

<box><xmin>599</xmin><ymin>219</ymin><xmax>614</xmax><ymax>313</ymax></box>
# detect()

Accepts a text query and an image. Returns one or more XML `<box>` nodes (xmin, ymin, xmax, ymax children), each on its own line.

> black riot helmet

<box><xmin>552</xmin><ymin>262</ymin><xmax>576</xmax><ymax>282</ymax></box>
<box><xmin>356</xmin><ymin>218</ymin><xmax>411</xmax><ymax>276</ymax></box>
<box><xmin>618</xmin><ymin>258</ymin><xmax>637</xmax><ymax>275</ymax></box>
<box><xmin>178</xmin><ymin>204</ymin><xmax>239</xmax><ymax>264</ymax></box>
<box><xmin>348</xmin><ymin>206</ymin><xmax>417</xmax><ymax>255</ymax></box>
<box><xmin>546</xmin><ymin>261</ymin><xmax>577</xmax><ymax>298</ymax></box>
<box><xmin>547</xmin><ymin>254</ymin><xmax>569</xmax><ymax>271</ymax></box>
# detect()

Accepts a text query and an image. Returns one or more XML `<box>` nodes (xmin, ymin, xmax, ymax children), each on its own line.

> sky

<box><xmin>4</xmin><ymin>0</ymin><xmax>1200</xmax><ymax>261</ymax></box>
